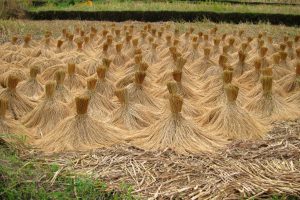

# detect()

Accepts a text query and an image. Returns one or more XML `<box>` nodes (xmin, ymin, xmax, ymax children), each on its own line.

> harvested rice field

<box><xmin>0</xmin><ymin>20</ymin><xmax>300</xmax><ymax>199</ymax></box>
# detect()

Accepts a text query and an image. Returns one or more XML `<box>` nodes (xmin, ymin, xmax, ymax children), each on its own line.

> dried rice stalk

<box><xmin>245</xmin><ymin>76</ymin><xmax>300</xmax><ymax>121</ymax></box>
<box><xmin>278</xmin><ymin>62</ymin><xmax>300</xmax><ymax>94</ymax></box>
<box><xmin>36</xmin><ymin>95</ymin><xmax>122</xmax><ymax>153</ymax></box>
<box><xmin>0</xmin><ymin>75</ymin><xmax>35</xmax><ymax>120</ymax></box>
<box><xmin>126</xmin><ymin>71</ymin><xmax>160</xmax><ymax>109</ymax></box>
<box><xmin>17</xmin><ymin>66</ymin><xmax>44</xmax><ymax>100</ymax></box>
<box><xmin>112</xmin><ymin>43</ymin><xmax>128</xmax><ymax>66</ymax></box>
<box><xmin>54</xmin><ymin>70</ymin><xmax>73</xmax><ymax>103</ymax></box>
<box><xmin>189</xmin><ymin>48</ymin><xmax>216</xmax><ymax>75</ymax></box>
<box><xmin>128</xmin><ymin>94</ymin><xmax>226</xmax><ymax>155</ymax></box>
<box><xmin>199</xmin><ymin>84</ymin><xmax>268</xmax><ymax>140</ymax></box>
<box><xmin>237</xmin><ymin>59</ymin><xmax>262</xmax><ymax>89</ymax></box>
<box><xmin>22</xmin><ymin>81</ymin><xmax>70</xmax><ymax>137</ymax></box>
<box><xmin>64</xmin><ymin>63</ymin><xmax>86</xmax><ymax>92</ymax></box>
<box><xmin>82</xmin><ymin>77</ymin><xmax>116</xmax><ymax>119</ymax></box>
<box><xmin>96</xmin><ymin>66</ymin><xmax>116</xmax><ymax>98</ymax></box>
<box><xmin>109</xmin><ymin>88</ymin><xmax>158</xmax><ymax>131</ymax></box>
<box><xmin>41</xmin><ymin>63</ymin><xmax>87</xmax><ymax>82</ymax></box>
<box><xmin>0</xmin><ymin>68</ymin><xmax>27</xmax><ymax>88</ymax></box>
<box><xmin>0</xmin><ymin>98</ymin><xmax>33</xmax><ymax>143</ymax></box>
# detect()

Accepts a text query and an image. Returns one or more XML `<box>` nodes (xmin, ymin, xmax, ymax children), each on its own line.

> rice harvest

<box><xmin>1</xmin><ymin>19</ymin><xmax>300</xmax><ymax>199</ymax></box>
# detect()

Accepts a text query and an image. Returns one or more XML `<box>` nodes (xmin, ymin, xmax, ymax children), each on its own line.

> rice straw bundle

<box><xmin>248</xmin><ymin>46</ymin><xmax>269</xmax><ymax>69</ymax></box>
<box><xmin>200</xmin><ymin>54</ymin><xmax>228</xmax><ymax>81</ymax></box>
<box><xmin>189</xmin><ymin>48</ymin><xmax>216</xmax><ymax>74</ymax></box>
<box><xmin>245</xmin><ymin>76</ymin><xmax>300</xmax><ymax>121</ymax></box>
<box><xmin>62</xmin><ymin>34</ymin><xmax>76</xmax><ymax>50</ymax></box>
<box><xmin>37</xmin><ymin>95</ymin><xmax>122</xmax><ymax>153</ymax></box>
<box><xmin>172</xmin><ymin>70</ymin><xmax>197</xmax><ymax>100</ymax></box>
<box><xmin>278</xmin><ymin>62</ymin><xmax>300</xmax><ymax>94</ymax></box>
<box><xmin>81</xmin><ymin>77</ymin><xmax>116</xmax><ymax>119</ymax></box>
<box><xmin>54</xmin><ymin>70</ymin><xmax>73</xmax><ymax>103</ymax></box>
<box><xmin>212</xmin><ymin>38</ymin><xmax>221</xmax><ymax>56</ymax></box>
<box><xmin>54</xmin><ymin>40</ymin><xmax>64</xmax><ymax>53</ymax></box>
<box><xmin>126</xmin><ymin>71</ymin><xmax>160</xmax><ymax>109</ymax></box>
<box><xmin>0</xmin><ymin>98</ymin><xmax>33</xmax><ymax>142</ymax></box>
<box><xmin>30</xmin><ymin>57</ymin><xmax>63</xmax><ymax>72</ymax></box>
<box><xmin>232</xmin><ymin>51</ymin><xmax>250</xmax><ymax>76</ymax></box>
<box><xmin>183</xmin><ymin>42</ymin><xmax>200</xmax><ymax>65</ymax></box>
<box><xmin>198</xmin><ymin>55</ymin><xmax>230</xmax><ymax>92</ymax></box>
<box><xmin>41</xmin><ymin>63</ymin><xmax>87</xmax><ymax>82</ymax></box>
<box><xmin>271</xmin><ymin>53</ymin><xmax>292</xmax><ymax>80</ymax></box>
<box><xmin>0</xmin><ymin>75</ymin><xmax>35</xmax><ymax>120</ymax></box>
<box><xmin>22</xmin><ymin>81</ymin><xmax>70</xmax><ymax>137</ymax></box>
<box><xmin>199</xmin><ymin>84</ymin><xmax>268</xmax><ymax>140</ymax></box>
<box><xmin>112</xmin><ymin>43</ymin><xmax>129</xmax><ymax>66</ymax></box>
<box><xmin>279</xmin><ymin>51</ymin><xmax>293</xmax><ymax>71</ymax></box>
<box><xmin>109</xmin><ymin>88</ymin><xmax>158</xmax><ymax>131</ymax></box>
<box><xmin>95</xmin><ymin>66</ymin><xmax>116</xmax><ymax>98</ymax></box>
<box><xmin>2</xmin><ymin>50</ymin><xmax>26</xmax><ymax>63</ymax></box>
<box><xmin>144</xmin><ymin>42</ymin><xmax>159</xmax><ymax>65</ymax></box>
<box><xmin>247</xmin><ymin>68</ymin><xmax>283</xmax><ymax>99</ymax></box>
<box><xmin>80</xmin><ymin>57</ymin><xmax>102</xmax><ymax>76</ymax></box>
<box><xmin>0</xmin><ymin>68</ymin><xmax>27</xmax><ymax>88</ymax></box>
<box><xmin>237</xmin><ymin>59</ymin><xmax>262</xmax><ymax>89</ymax></box>
<box><xmin>17</xmin><ymin>66</ymin><xmax>44</xmax><ymax>100</ymax></box>
<box><xmin>227</xmin><ymin>37</ymin><xmax>237</xmax><ymax>53</ymax></box>
<box><xmin>122</xmin><ymin>54</ymin><xmax>143</xmax><ymax>76</ymax></box>
<box><xmin>64</xmin><ymin>63</ymin><xmax>86</xmax><ymax>92</ymax></box>
<box><xmin>158</xmin><ymin>81</ymin><xmax>202</xmax><ymax>118</ymax></box>
<box><xmin>286</xmin><ymin>40</ymin><xmax>295</xmax><ymax>59</ymax></box>
<box><xmin>128</xmin><ymin>94</ymin><xmax>225</xmax><ymax>155</ymax></box>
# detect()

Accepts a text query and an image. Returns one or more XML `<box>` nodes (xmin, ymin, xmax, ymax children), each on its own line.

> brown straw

<box><xmin>30</xmin><ymin>66</ymin><xmax>40</xmax><ymax>78</ymax></box>
<box><xmin>135</xmin><ymin>71</ymin><xmax>146</xmax><ymax>85</ymax></box>
<box><xmin>75</xmin><ymin>96</ymin><xmax>90</xmax><ymax>115</ymax></box>
<box><xmin>167</xmin><ymin>81</ymin><xmax>178</xmax><ymax>95</ymax></box>
<box><xmin>225</xmin><ymin>84</ymin><xmax>239</xmax><ymax>102</ymax></box>
<box><xmin>45</xmin><ymin>81</ymin><xmax>56</xmax><ymax>98</ymax></box>
<box><xmin>87</xmin><ymin>77</ymin><xmax>97</xmax><ymax>91</ymax></box>
<box><xmin>55</xmin><ymin>70</ymin><xmax>66</xmax><ymax>85</ymax></box>
<box><xmin>68</xmin><ymin>63</ymin><xmax>76</xmax><ymax>75</ymax></box>
<box><xmin>115</xmin><ymin>88</ymin><xmax>129</xmax><ymax>104</ymax></box>
<box><xmin>7</xmin><ymin>75</ymin><xmax>19</xmax><ymax>90</ymax></box>
<box><xmin>97</xmin><ymin>66</ymin><xmax>106</xmax><ymax>80</ymax></box>
<box><xmin>169</xmin><ymin>94</ymin><xmax>183</xmax><ymax>114</ymax></box>
<box><xmin>0</xmin><ymin>98</ymin><xmax>8</xmax><ymax>118</ymax></box>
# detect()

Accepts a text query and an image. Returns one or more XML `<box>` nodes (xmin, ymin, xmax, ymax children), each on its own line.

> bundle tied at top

<box><xmin>296</xmin><ymin>62</ymin><xmax>300</xmax><ymax>77</ymax></box>
<box><xmin>12</xmin><ymin>36</ymin><xmax>18</xmax><ymax>44</ymax></box>
<box><xmin>68</xmin><ymin>63</ymin><xmax>76</xmax><ymax>75</ymax></box>
<box><xmin>7</xmin><ymin>75</ymin><xmax>19</xmax><ymax>90</ymax></box>
<box><xmin>57</xmin><ymin>40</ymin><xmax>64</xmax><ymax>48</ymax></box>
<box><xmin>116</xmin><ymin>43</ymin><xmax>123</xmax><ymax>53</ymax></box>
<box><xmin>223</xmin><ymin>69</ymin><xmax>233</xmax><ymax>84</ymax></box>
<box><xmin>76</xmin><ymin>41</ymin><xmax>83</xmax><ymax>50</ymax></box>
<box><xmin>175</xmin><ymin>57</ymin><xmax>187</xmax><ymax>70</ymax></box>
<box><xmin>87</xmin><ymin>77</ymin><xmax>97</xmax><ymax>91</ymax></box>
<box><xmin>225</xmin><ymin>84</ymin><xmax>239</xmax><ymax>102</ymax></box>
<box><xmin>102</xmin><ymin>58</ymin><xmax>112</xmax><ymax>68</ymax></box>
<box><xmin>169</xmin><ymin>94</ymin><xmax>183</xmax><ymax>114</ymax></box>
<box><xmin>135</xmin><ymin>71</ymin><xmax>146</xmax><ymax>85</ymax></box>
<box><xmin>261</xmin><ymin>67</ymin><xmax>273</xmax><ymax>76</ymax></box>
<box><xmin>45</xmin><ymin>81</ymin><xmax>56</xmax><ymax>98</ymax></box>
<box><xmin>30</xmin><ymin>66</ymin><xmax>40</xmax><ymax>79</ymax></box>
<box><xmin>261</xmin><ymin>76</ymin><xmax>273</xmax><ymax>96</ymax></box>
<box><xmin>0</xmin><ymin>98</ymin><xmax>8</xmax><ymax>118</ymax></box>
<box><xmin>204</xmin><ymin>48</ymin><xmax>211</xmax><ymax>57</ymax></box>
<box><xmin>172</xmin><ymin>70</ymin><xmax>182</xmax><ymax>83</ymax></box>
<box><xmin>167</xmin><ymin>81</ymin><xmax>178</xmax><ymax>95</ymax></box>
<box><xmin>115</xmin><ymin>88</ymin><xmax>129</xmax><ymax>105</ymax></box>
<box><xmin>238</xmin><ymin>51</ymin><xmax>246</xmax><ymax>62</ymax></box>
<box><xmin>55</xmin><ymin>70</ymin><xmax>66</xmax><ymax>85</ymax></box>
<box><xmin>75</xmin><ymin>96</ymin><xmax>90</xmax><ymax>115</ymax></box>
<box><xmin>97</xmin><ymin>66</ymin><xmax>106</xmax><ymax>80</ymax></box>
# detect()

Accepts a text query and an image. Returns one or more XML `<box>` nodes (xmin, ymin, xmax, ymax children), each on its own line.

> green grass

<box><xmin>0</xmin><ymin>137</ymin><xmax>135</xmax><ymax>200</ymax></box>
<box><xmin>28</xmin><ymin>1</ymin><xmax>300</xmax><ymax>15</ymax></box>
